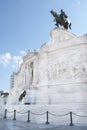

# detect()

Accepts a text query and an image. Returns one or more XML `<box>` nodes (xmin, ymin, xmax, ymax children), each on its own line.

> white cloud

<box><xmin>13</xmin><ymin>55</ymin><xmax>23</xmax><ymax>69</ymax></box>
<box><xmin>0</xmin><ymin>53</ymin><xmax>11</xmax><ymax>67</ymax></box>
<box><xmin>19</xmin><ymin>50</ymin><xmax>26</xmax><ymax>55</ymax></box>
<box><xmin>13</xmin><ymin>56</ymin><xmax>23</xmax><ymax>63</ymax></box>
<box><xmin>78</xmin><ymin>0</ymin><xmax>80</xmax><ymax>5</ymax></box>
<box><xmin>0</xmin><ymin>51</ymin><xmax>26</xmax><ymax>71</ymax></box>
<box><xmin>5</xmin><ymin>53</ymin><xmax>11</xmax><ymax>59</ymax></box>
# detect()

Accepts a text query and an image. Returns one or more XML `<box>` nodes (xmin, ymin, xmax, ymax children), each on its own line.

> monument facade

<box><xmin>5</xmin><ymin>28</ymin><xmax>87</xmax><ymax>124</ymax></box>
<box><xmin>7</xmin><ymin>28</ymin><xmax>87</xmax><ymax>105</ymax></box>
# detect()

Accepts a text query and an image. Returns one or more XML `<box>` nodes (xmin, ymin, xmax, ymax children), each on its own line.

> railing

<box><xmin>4</xmin><ymin>109</ymin><xmax>87</xmax><ymax>126</ymax></box>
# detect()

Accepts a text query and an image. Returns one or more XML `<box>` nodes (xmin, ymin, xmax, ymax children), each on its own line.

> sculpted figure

<box><xmin>50</xmin><ymin>9</ymin><xmax>71</xmax><ymax>30</ymax></box>
<box><xmin>60</xmin><ymin>9</ymin><xmax>68</xmax><ymax>20</ymax></box>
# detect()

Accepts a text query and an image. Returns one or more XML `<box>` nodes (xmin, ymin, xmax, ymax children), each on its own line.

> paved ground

<box><xmin>0</xmin><ymin>119</ymin><xmax>87</xmax><ymax>130</ymax></box>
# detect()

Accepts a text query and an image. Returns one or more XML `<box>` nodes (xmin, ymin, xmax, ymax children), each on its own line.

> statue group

<box><xmin>50</xmin><ymin>9</ymin><xmax>71</xmax><ymax>30</ymax></box>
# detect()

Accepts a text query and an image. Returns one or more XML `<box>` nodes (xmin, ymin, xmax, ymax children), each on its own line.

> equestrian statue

<box><xmin>50</xmin><ymin>9</ymin><xmax>71</xmax><ymax>30</ymax></box>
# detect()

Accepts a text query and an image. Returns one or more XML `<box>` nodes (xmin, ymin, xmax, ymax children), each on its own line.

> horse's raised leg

<box><xmin>55</xmin><ymin>22</ymin><xmax>59</xmax><ymax>27</ymax></box>
<box><xmin>69</xmin><ymin>23</ymin><xmax>72</xmax><ymax>29</ymax></box>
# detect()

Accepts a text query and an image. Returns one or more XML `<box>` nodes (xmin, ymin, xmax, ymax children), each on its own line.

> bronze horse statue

<box><xmin>50</xmin><ymin>10</ymin><xmax>71</xmax><ymax>30</ymax></box>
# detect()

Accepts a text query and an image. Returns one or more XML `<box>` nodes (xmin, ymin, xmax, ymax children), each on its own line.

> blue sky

<box><xmin>0</xmin><ymin>0</ymin><xmax>87</xmax><ymax>91</ymax></box>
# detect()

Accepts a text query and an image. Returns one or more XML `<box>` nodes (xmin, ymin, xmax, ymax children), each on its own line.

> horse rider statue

<box><xmin>50</xmin><ymin>9</ymin><xmax>71</xmax><ymax>30</ymax></box>
<box><xmin>60</xmin><ymin>9</ymin><xmax>68</xmax><ymax>20</ymax></box>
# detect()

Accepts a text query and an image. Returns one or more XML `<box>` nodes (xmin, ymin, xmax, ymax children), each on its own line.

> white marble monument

<box><xmin>5</xmin><ymin>28</ymin><xmax>87</xmax><ymax>124</ymax></box>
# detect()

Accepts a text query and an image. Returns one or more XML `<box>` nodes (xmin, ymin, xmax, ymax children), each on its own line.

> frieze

<box><xmin>48</xmin><ymin>52</ymin><xmax>87</xmax><ymax>80</ymax></box>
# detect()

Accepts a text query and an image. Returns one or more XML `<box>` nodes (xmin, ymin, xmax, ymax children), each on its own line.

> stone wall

<box><xmin>6</xmin><ymin>28</ymin><xmax>87</xmax><ymax>115</ymax></box>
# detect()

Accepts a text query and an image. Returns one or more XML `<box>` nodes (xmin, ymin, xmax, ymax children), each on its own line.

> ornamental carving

<box><xmin>48</xmin><ymin>52</ymin><xmax>87</xmax><ymax>80</ymax></box>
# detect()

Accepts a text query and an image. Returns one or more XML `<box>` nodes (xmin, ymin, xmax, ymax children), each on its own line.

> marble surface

<box><xmin>4</xmin><ymin>28</ymin><xmax>87</xmax><ymax>124</ymax></box>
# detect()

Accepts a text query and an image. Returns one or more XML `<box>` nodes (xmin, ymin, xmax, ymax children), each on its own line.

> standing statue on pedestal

<box><xmin>50</xmin><ymin>9</ymin><xmax>71</xmax><ymax>30</ymax></box>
